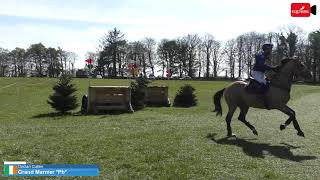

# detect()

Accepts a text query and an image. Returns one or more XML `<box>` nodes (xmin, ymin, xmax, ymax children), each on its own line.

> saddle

<box><xmin>245</xmin><ymin>78</ymin><xmax>270</xmax><ymax>94</ymax></box>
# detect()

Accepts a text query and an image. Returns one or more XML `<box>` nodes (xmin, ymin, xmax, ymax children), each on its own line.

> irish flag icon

<box><xmin>3</xmin><ymin>161</ymin><xmax>26</xmax><ymax>176</ymax></box>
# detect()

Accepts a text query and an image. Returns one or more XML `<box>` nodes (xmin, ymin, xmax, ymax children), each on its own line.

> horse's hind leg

<box><xmin>238</xmin><ymin>106</ymin><xmax>258</xmax><ymax>136</ymax></box>
<box><xmin>226</xmin><ymin>105</ymin><xmax>237</xmax><ymax>137</ymax></box>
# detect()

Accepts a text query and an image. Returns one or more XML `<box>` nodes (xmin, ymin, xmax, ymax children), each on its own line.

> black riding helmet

<box><xmin>262</xmin><ymin>43</ymin><xmax>273</xmax><ymax>50</ymax></box>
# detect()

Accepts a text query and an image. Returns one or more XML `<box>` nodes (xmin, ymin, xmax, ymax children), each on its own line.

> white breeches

<box><xmin>251</xmin><ymin>70</ymin><xmax>267</xmax><ymax>85</ymax></box>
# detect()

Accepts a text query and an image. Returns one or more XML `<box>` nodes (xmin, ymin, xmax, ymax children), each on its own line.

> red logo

<box><xmin>291</xmin><ymin>3</ymin><xmax>311</xmax><ymax>17</ymax></box>
<box><xmin>291</xmin><ymin>3</ymin><xmax>317</xmax><ymax>17</ymax></box>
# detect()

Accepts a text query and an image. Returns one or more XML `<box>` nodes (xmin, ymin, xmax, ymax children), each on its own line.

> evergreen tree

<box><xmin>130</xmin><ymin>76</ymin><xmax>150</xmax><ymax>110</ymax></box>
<box><xmin>173</xmin><ymin>84</ymin><xmax>197</xmax><ymax>107</ymax></box>
<box><xmin>47</xmin><ymin>75</ymin><xmax>78</xmax><ymax>113</ymax></box>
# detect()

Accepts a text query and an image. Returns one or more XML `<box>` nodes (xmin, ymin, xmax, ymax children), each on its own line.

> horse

<box><xmin>213</xmin><ymin>58</ymin><xmax>312</xmax><ymax>138</ymax></box>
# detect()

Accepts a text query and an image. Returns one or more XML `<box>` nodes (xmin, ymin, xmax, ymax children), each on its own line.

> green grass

<box><xmin>0</xmin><ymin>77</ymin><xmax>320</xmax><ymax>179</ymax></box>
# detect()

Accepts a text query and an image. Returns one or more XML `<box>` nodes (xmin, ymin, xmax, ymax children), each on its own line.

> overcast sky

<box><xmin>0</xmin><ymin>0</ymin><xmax>319</xmax><ymax>68</ymax></box>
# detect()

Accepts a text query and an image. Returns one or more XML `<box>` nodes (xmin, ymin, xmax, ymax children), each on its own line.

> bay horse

<box><xmin>213</xmin><ymin>58</ymin><xmax>312</xmax><ymax>137</ymax></box>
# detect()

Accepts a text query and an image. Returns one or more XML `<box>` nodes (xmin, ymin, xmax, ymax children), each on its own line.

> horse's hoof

<box><xmin>280</xmin><ymin>124</ymin><xmax>286</xmax><ymax>131</ymax></box>
<box><xmin>252</xmin><ymin>129</ymin><xmax>258</xmax><ymax>136</ymax></box>
<box><xmin>297</xmin><ymin>131</ymin><xmax>305</xmax><ymax>137</ymax></box>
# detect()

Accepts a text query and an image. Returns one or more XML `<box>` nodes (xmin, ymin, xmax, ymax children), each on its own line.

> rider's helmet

<box><xmin>262</xmin><ymin>43</ymin><xmax>273</xmax><ymax>50</ymax></box>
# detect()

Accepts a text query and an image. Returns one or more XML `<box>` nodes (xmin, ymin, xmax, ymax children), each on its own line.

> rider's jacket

<box><xmin>253</xmin><ymin>51</ymin><xmax>272</xmax><ymax>73</ymax></box>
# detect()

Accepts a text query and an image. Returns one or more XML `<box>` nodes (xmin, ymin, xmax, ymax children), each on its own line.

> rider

<box><xmin>252</xmin><ymin>43</ymin><xmax>279</xmax><ymax>109</ymax></box>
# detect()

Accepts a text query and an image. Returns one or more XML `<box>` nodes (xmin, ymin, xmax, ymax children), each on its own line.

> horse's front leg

<box><xmin>280</xmin><ymin>118</ymin><xmax>292</xmax><ymax>130</ymax></box>
<box><xmin>280</xmin><ymin>107</ymin><xmax>294</xmax><ymax>131</ymax></box>
<box><xmin>277</xmin><ymin>105</ymin><xmax>304</xmax><ymax>137</ymax></box>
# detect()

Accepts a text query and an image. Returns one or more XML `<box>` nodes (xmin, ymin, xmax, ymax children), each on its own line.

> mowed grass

<box><xmin>0</xmin><ymin>77</ymin><xmax>320</xmax><ymax>180</ymax></box>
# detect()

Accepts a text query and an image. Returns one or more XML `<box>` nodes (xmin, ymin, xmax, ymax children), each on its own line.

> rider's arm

<box><xmin>256</xmin><ymin>54</ymin><xmax>272</xmax><ymax>71</ymax></box>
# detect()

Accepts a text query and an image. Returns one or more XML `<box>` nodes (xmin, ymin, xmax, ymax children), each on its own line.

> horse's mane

<box><xmin>281</xmin><ymin>58</ymin><xmax>293</xmax><ymax>66</ymax></box>
<box><xmin>270</xmin><ymin>58</ymin><xmax>294</xmax><ymax>81</ymax></box>
<box><xmin>275</xmin><ymin>58</ymin><xmax>294</xmax><ymax>69</ymax></box>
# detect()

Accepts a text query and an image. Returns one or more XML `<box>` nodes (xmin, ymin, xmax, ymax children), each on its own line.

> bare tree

<box><xmin>183</xmin><ymin>34</ymin><xmax>201</xmax><ymax>77</ymax></box>
<box><xmin>212</xmin><ymin>40</ymin><xmax>222</xmax><ymax>78</ymax></box>
<box><xmin>66</xmin><ymin>52</ymin><xmax>77</xmax><ymax>75</ymax></box>
<box><xmin>309</xmin><ymin>30</ymin><xmax>320</xmax><ymax>82</ymax></box>
<box><xmin>0</xmin><ymin>48</ymin><xmax>10</xmax><ymax>77</ymax></box>
<box><xmin>202</xmin><ymin>34</ymin><xmax>215</xmax><ymax>78</ymax></box>
<box><xmin>224</xmin><ymin>39</ymin><xmax>237</xmax><ymax>78</ymax></box>
<box><xmin>236</xmin><ymin>35</ymin><xmax>244</xmax><ymax>78</ymax></box>
<box><xmin>143</xmin><ymin>38</ymin><xmax>156</xmax><ymax>76</ymax></box>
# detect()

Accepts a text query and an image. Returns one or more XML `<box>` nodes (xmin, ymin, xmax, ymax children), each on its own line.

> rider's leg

<box><xmin>263</xmin><ymin>82</ymin><xmax>271</xmax><ymax>110</ymax></box>
<box><xmin>251</xmin><ymin>70</ymin><xmax>266</xmax><ymax>84</ymax></box>
<box><xmin>252</xmin><ymin>71</ymin><xmax>270</xmax><ymax>109</ymax></box>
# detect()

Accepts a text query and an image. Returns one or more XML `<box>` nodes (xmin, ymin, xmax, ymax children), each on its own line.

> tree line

<box><xmin>93</xmin><ymin>26</ymin><xmax>320</xmax><ymax>82</ymax></box>
<box><xmin>0</xmin><ymin>43</ymin><xmax>77</xmax><ymax>77</ymax></box>
<box><xmin>1</xmin><ymin>25</ymin><xmax>320</xmax><ymax>82</ymax></box>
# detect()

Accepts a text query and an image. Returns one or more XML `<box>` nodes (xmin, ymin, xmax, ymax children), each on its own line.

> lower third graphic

<box><xmin>3</xmin><ymin>161</ymin><xmax>99</xmax><ymax>177</ymax></box>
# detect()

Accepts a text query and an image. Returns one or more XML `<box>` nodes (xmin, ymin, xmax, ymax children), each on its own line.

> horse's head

<box><xmin>280</xmin><ymin>58</ymin><xmax>312</xmax><ymax>80</ymax></box>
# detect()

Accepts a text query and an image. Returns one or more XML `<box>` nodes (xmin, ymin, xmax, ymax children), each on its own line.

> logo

<box><xmin>291</xmin><ymin>3</ymin><xmax>317</xmax><ymax>17</ymax></box>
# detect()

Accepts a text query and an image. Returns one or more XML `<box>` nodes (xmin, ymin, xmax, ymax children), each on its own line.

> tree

<box><xmin>0</xmin><ymin>48</ymin><xmax>10</xmax><ymax>77</ymax></box>
<box><xmin>202</xmin><ymin>34</ymin><xmax>215</xmax><ymax>78</ymax></box>
<box><xmin>47</xmin><ymin>47</ymin><xmax>61</xmax><ymax>77</ymax></box>
<box><xmin>157</xmin><ymin>39</ymin><xmax>179</xmax><ymax>77</ymax></box>
<box><xmin>173</xmin><ymin>84</ymin><xmax>197</xmax><ymax>107</ymax></box>
<box><xmin>97</xmin><ymin>47</ymin><xmax>111</xmax><ymax>77</ymax></box>
<box><xmin>27</xmin><ymin>43</ymin><xmax>47</xmax><ymax>77</ymax></box>
<box><xmin>236</xmin><ymin>35</ymin><xmax>244</xmax><ymax>78</ymax></box>
<box><xmin>196</xmin><ymin>42</ymin><xmax>204</xmax><ymax>77</ymax></box>
<box><xmin>9</xmin><ymin>48</ymin><xmax>26</xmax><ymax>77</ymax></box>
<box><xmin>47</xmin><ymin>74</ymin><xmax>78</xmax><ymax>113</ymax></box>
<box><xmin>275</xmin><ymin>33</ymin><xmax>288</xmax><ymax>62</ymax></box>
<box><xmin>130</xmin><ymin>76</ymin><xmax>150</xmax><ymax>110</ymax></box>
<box><xmin>143</xmin><ymin>38</ymin><xmax>156</xmax><ymax>76</ymax></box>
<box><xmin>176</xmin><ymin>39</ymin><xmax>189</xmax><ymax>77</ymax></box>
<box><xmin>99</xmin><ymin>28</ymin><xmax>127</xmax><ymax>77</ymax></box>
<box><xmin>66</xmin><ymin>52</ymin><xmax>77</xmax><ymax>75</ymax></box>
<box><xmin>309</xmin><ymin>30</ymin><xmax>320</xmax><ymax>82</ymax></box>
<box><xmin>183</xmin><ymin>34</ymin><xmax>201</xmax><ymax>77</ymax></box>
<box><xmin>212</xmin><ymin>40</ymin><xmax>222</xmax><ymax>78</ymax></box>
<box><xmin>279</xmin><ymin>25</ymin><xmax>304</xmax><ymax>58</ymax></box>
<box><xmin>133</xmin><ymin>41</ymin><xmax>147</xmax><ymax>77</ymax></box>
<box><xmin>224</xmin><ymin>39</ymin><xmax>237</xmax><ymax>78</ymax></box>
<box><xmin>243</xmin><ymin>33</ymin><xmax>254</xmax><ymax>76</ymax></box>
<box><xmin>286</xmin><ymin>31</ymin><xmax>298</xmax><ymax>57</ymax></box>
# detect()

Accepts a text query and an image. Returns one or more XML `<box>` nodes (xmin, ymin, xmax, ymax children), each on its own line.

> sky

<box><xmin>0</xmin><ymin>0</ymin><xmax>319</xmax><ymax>69</ymax></box>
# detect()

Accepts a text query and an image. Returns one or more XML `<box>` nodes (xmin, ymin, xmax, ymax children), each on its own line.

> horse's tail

<box><xmin>213</xmin><ymin>88</ymin><xmax>225</xmax><ymax>116</ymax></box>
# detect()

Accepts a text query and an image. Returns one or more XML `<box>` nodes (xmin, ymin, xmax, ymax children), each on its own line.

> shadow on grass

<box><xmin>207</xmin><ymin>133</ymin><xmax>317</xmax><ymax>162</ymax></box>
<box><xmin>32</xmin><ymin>110</ymin><xmax>132</xmax><ymax>119</ymax></box>
<box><xmin>31</xmin><ymin>112</ymin><xmax>81</xmax><ymax>119</ymax></box>
<box><xmin>32</xmin><ymin>112</ymin><xmax>74</xmax><ymax>119</ymax></box>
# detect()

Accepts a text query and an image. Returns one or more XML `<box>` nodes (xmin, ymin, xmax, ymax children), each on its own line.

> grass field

<box><xmin>0</xmin><ymin>77</ymin><xmax>320</xmax><ymax>179</ymax></box>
